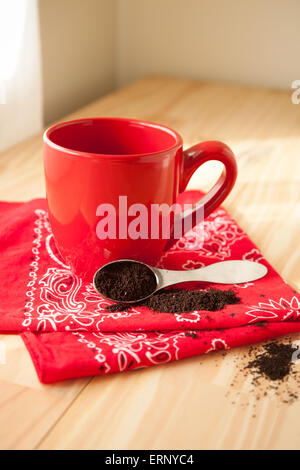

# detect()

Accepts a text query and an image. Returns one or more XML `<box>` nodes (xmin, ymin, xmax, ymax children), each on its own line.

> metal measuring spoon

<box><xmin>93</xmin><ymin>259</ymin><xmax>268</xmax><ymax>303</ymax></box>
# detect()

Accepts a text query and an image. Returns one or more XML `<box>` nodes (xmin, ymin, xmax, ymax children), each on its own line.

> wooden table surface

<box><xmin>0</xmin><ymin>76</ymin><xmax>299</xmax><ymax>450</ymax></box>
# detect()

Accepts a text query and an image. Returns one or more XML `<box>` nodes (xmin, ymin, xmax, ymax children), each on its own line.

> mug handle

<box><xmin>166</xmin><ymin>141</ymin><xmax>237</xmax><ymax>249</ymax></box>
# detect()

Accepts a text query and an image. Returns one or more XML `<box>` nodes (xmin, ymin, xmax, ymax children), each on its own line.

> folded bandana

<box><xmin>1</xmin><ymin>191</ymin><xmax>299</xmax><ymax>382</ymax></box>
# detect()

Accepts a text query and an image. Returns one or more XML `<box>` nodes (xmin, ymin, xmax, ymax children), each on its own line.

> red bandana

<box><xmin>1</xmin><ymin>191</ymin><xmax>299</xmax><ymax>383</ymax></box>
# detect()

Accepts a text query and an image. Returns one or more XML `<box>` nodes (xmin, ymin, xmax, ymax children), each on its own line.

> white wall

<box><xmin>38</xmin><ymin>0</ymin><xmax>300</xmax><ymax>125</ymax></box>
<box><xmin>39</xmin><ymin>0</ymin><xmax>116</xmax><ymax>124</ymax></box>
<box><xmin>117</xmin><ymin>0</ymin><xmax>300</xmax><ymax>90</ymax></box>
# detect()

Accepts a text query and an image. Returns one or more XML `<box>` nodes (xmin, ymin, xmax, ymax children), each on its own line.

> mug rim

<box><xmin>43</xmin><ymin>116</ymin><xmax>183</xmax><ymax>159</ymax></box>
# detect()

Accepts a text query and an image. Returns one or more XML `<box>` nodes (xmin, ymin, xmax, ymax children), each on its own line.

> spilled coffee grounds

<box><xmin>227</xmin><ymin>339</ymin><xmax>300</xmax><ymax>409</ymax></box>
<box><xmin>94</xmin><ymin>260</ymin><xmax>157</xmax><ymax>302</ymax></box>
<box><xmin>245</xmin><ymin>342</ymin><xmax>298</xmax><ymax>381</ymax></box>
<box><xmin>105</xmin><ymin>287</ymin><xmax>240</xmax><ymax>313</ymax></box>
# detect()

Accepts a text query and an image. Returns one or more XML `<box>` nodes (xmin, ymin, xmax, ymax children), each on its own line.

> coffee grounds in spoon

<box><xmin>94</xmin><ymin>260</ymin><xmax>157</xmax><ymax>302</ymax></box>
<box><xmin>105</xmin><ymin>287</ymin><xmax>240</xmax><ymax>313</ymax></box>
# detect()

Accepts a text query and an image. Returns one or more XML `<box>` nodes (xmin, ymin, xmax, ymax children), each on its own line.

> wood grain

<box><xmin>0</xmin><ymin>76</ymin><xmax>299</xmax><ymax>449</ymax></box>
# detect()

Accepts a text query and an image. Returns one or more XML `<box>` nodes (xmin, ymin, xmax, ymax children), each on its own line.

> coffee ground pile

<box><xmin>245</xmin><ymin>341</ymin><xmax>298</xmax><ymax>381</ymax></box>
<box><xmin>94</xmin><ymin>260</ymin><xmax>157</xmax><ymax>302</ymax></box>
<box><xmin>225</xmin><ymin>339</ymin><xmax>300</xmax><ymax>411</ymax></box>
<box><xmin>105</xmin><ymin>287</ymin><xmax>240</xmax><ymax>313</ymax></box>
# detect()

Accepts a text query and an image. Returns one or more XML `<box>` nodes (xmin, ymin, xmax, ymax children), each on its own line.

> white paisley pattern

<box><xmin>158</xmin><ymin>209</ymin><xmax>246</xmax><ymax>266</ymax></box>
<box><xmin>73</xmin><ymin>330</ymin><xmax>187</xmax><ymax>372</ymax></box>
<box><xmin>205</xmin><ymin>338</ymin><xmax>229</xmax><ymax>353</ymax></box>
<box><xmin>246</xmin><ymin>296</ymin><xmax>300</xmax><ymax>323</ymax></box>
<box><xmin>23</xmin><ymin>210</ymin><xmax>140</xmax><ymax>331</ymax></box>
<box><xmin>23</xmin><ymin>209</ymin><xmax>45</xmax><ymax>327</ymax></box>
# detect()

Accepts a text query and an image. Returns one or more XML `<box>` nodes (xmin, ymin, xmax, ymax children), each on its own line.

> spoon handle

<box><xmin>154</xmin><ymin>260</ymin><xmax>268</xmax><ymax>289</ymax></box>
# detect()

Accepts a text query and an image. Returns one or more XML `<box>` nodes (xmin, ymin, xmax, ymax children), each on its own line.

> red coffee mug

<box><xmin>44</xmin><ymin>117</ymin><xmax>237</xmax><ymax>280</ymax></box>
